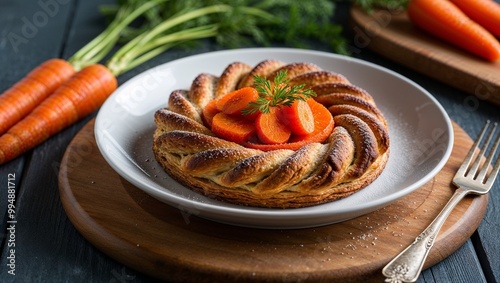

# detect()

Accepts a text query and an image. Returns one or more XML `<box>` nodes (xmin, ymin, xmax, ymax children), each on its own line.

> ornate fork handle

<box><xmin>382</xmin><ymin>187</ymin><xmax>469</xmax><ymax>282</ymax></box>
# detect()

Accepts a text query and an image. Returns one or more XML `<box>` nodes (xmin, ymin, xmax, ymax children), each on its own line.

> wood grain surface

<box><xmin>350</xmin><ymin>5</ymin><xmax>500</xmax><ymax>106</ymax></box>
<box><xmin>58</xmin><ymin>120</ymin><xmax>488</xmax><ymax>283</ymax></box>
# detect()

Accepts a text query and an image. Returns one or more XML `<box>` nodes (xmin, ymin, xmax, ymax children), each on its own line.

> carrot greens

<box><xmin>69</xmin><ymin>0</ymin><xmax>166</xmax><ymax>71</ymax></box>
<box><xmin>0</xmin><ymin>0</ymin><xmax>353</xmax><ymax>164</ymax></box>
<box><xmin>106</xmin><ymin>4</ymin><xmax>271</xmax><ymax>75</ymax></box>
<box><xmin>100</xmin><ymin>0</ymin><xmax>350</xmax><ymax>74</ymax></box>
<box><xmin>353</xmin><ymin>0</ymin><xmax>409</xmax><ymax>10</ymax></box>
<box><xmin>0</xmin><ymin>0</ymin><xmax>164</xmax><ymax>139</ymax></box>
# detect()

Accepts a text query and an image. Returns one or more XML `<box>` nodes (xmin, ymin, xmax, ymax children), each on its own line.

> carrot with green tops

<box><xmin>0</xmin><ymin>59</ymin><xmax>75</xmax><ymax>135</ymax></box>
<box><xmin>448</xmin><ymin>0</ymin><xmax>500</xmax><ymax>38</ymax></box>
<box><xmin>0</xmin><ymin>2</ymin><xmax>273</xmax><ymax>164</ymax></box>
<box><xmin>0</xmin><ymin>64</ymin><xmax>117</xmax><ymax>164</ymax></box>
<box><xmin>0</xmin><ymin>1</ymin><xmax>163</xmax><ymax>138</ymax></box>
<box><xmin>407</xmin><ymin>0</ymin><xmax>500</xmax><ymax>61</ymax></box>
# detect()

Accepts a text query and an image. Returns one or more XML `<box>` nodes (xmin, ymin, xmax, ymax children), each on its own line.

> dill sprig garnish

<box><xmin>242</xmin><ymin>70</ymin><xmax>316</xmax><ymax>115</ymax></box>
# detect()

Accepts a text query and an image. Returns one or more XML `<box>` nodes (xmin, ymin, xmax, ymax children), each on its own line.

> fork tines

<box><xmin>458</xmin><ymin>120</ymin><xmax>500</xmax><ymax>186</ymax></box>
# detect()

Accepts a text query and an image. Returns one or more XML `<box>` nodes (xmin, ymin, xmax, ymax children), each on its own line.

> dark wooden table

<box><xmin>1</xmin><ymin>1</ymin><xmax>499</xmax><ymax>282</ymax></box>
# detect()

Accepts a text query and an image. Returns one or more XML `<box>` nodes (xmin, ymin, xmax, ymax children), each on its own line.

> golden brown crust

<box><xmin>188</xmin><ymin>73</ymin><xmax>218</xmax><ymax>110</ymax></box>
<box><xmin>168</xmin><ymin>90</ymin><xmax>202</xmax><ymax>123</ymax></box>
<box><xmin>153</xmin><ymin>109</ymin><xmax>212</xmax><ymax>139</ymax></box>
<box><xmin>152</xmin><ymin>60</ymin><xmax>390</xmax><ymax>208</ymax></box>
<box><xmin>237</xmin><ymin>60</ymin><xmax>285</xmax><ymax>88</ymax></box>
<box><xmin>312</xmin><ymin>83</ymin><xmax>374</xmax><ymax>104</ymax></box>
<box><xmin>216</xmin><ymin>62</ymin><xmax>252</xmax><ymax>98</ymax></box>
<box><xmin>267</xmin><ymin>62</ymin><xmax>322</xmax><ymax>81</ymax></box>
<box><xmin>289</xmin><ymin>71</ymin><xmax>350</xmax><ymax>88</ymax></box>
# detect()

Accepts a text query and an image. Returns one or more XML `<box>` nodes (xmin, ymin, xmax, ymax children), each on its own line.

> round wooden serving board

<box><xmin>58</xmin><ymin>120</ymin><xmax>487</xmax><ymax>283</ymax></box>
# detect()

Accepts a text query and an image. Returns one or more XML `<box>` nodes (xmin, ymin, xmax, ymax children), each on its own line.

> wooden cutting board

<box><xmin>58</xmin><ymin>120</ymin><xmax>487</xmax><ymax>283</ymax></box>
<box><xmin>350</xmin><ymin>5</ymin><xmax>500</xmax><ymax>106</ymax></box>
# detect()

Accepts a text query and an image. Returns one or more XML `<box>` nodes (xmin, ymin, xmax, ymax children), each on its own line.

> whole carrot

<box><xmin>449</xmin><ymin>0</ymin><xmax>500</xmax><ymax>38</ymax></box>
<box><xmin>0</xmin><ymin>59</ymin><xmax>75</xmax><ymax>135</ymax></box>
<box><xmin>0</xmin><ymin>1</ymin><xmax>163</xmax><ymax>137</ymax></box>
<box><xmin>407</xmin><ymin>0</ymin><xmax>500</xmax><ymax>61</ymax></box>
<box><xmin>0</xmin><ymin>64</ymin><xmax>117</xmax><ymax>164</ymax></box>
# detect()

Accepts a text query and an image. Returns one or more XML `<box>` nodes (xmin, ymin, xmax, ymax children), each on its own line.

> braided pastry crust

<box><xmin>153</xmin><ymin>60</ymin><xmax>390</xmax><ymax>208</ymax></box>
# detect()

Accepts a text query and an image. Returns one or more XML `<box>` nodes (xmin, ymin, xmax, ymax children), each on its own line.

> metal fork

<box><xmin>382</xmin><ymin>121</ymin><xmax>500</xmax><ymax>283</ymax></box>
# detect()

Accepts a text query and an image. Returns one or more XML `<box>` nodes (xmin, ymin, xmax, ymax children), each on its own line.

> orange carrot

<box><xmin>242</xmin><ymin>110</ymin><xmax>260</xmax><ymax>122</ymax></box>
<box><xmin>0</xmin><ymin>64</ymin><xmax>117</xmax><ymax>164</ymax></box>
<box><xmin>449</xmin><ymin>0</ymin><xmax>500</xmax><ymax>38</ymax></box>
<box><xmin>220</xmin><ymin>87</ymin><xmax>258</xmax><ymax>115</ymax></box>
<box><xmin>255</xmin><ymin>107</ymin><xmax>292</xmax><ymax>144</ymax></box>
<box><xmin>245</xmin><ymin>99</ymin><xmax>334</xmax><ymax>151</ymax></box>
<box><xmin>279</xmin><ymin>99</ymin><xmax>315</xmax><ymax>135</ymax></box>
<box><xmin>215</xmin><ymin>87</ymin><xmax>247</xmax><ymax>111</ymax></box>
<box><xmin>289</xmin><ymin>99</ymin><xmax>333</xmax><ymax>142</ymax></box>
<box><xmin>202</xmin><ymin>99</ymin><xmax>219</xmax><ymax>127</ymax></box>
<box><xmin>407</xmin><ymin>0</ymin><xmax>500</xmax><ymax>61</ymax></box>
<box><xmin>0</xmin><ymin>59</ymin><xmax>75</xmax><ymax>135</ymax></box>
<box><xmin>211</xmin><ymin>112</ymin><xmax>256</xmax><ymax>144</ymax></box>
<box><xmin>203</xmin><ymin>87</ymin><xmax>259</xmax><ymax>127</ymax></box>
<box><xmin>245</xmin><ymin>121</ymin><xmax>333</xmax><ymax>151</ymax></box>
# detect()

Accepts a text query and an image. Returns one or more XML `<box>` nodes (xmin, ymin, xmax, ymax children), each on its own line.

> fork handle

<box><xmin>382</xmin><ymin>187</ymin><xmax>468</xmax><ymax>282</ymax></box>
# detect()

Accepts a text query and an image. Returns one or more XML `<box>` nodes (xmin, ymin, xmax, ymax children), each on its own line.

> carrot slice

<box><xmin>255</xmin><ymin>107</ymin><xmax>292</xmax><ymax>144</ymax></box>
<box><xmin>202</xmin><ymin>99</ymin><xmax>219</xmax><ymax>128</ymax></box>
<box><xmin>221</xmin><ymin>87</ymin><xmax>259</xmax><ymax>115</ymax></box>
<box><xmin>407</xmin><ymin>0</ymin><xmax>500</xmax><ymax>61</ymax></box>
<box><xmin>202</xmin><ymin>87</ymin><xmax>259</xmax><ymax>127</ymax></box>
<box><xmin>289</xmin><ymin>99</ymin><xmax>333</xmax><ymax>142</ymax></box>
<box><xmin>216</xmin><ymin>87</ymin><xmax>255</xmax><ymax>111</ymax></box>
<box><xmin>0</xmin><ymin>59</ymin><xmax>75</xmax><ymax>135</ymax></box>
<box><xmin>449</xmin><ymin>0</ymin><xmax>500</xmax><ymax>38</ymax></box>
<box><xmin>244</xmin><ymin>99</ymin><xmax>334</xmax><ymax>151</ymax></box>
<box><xmin>0</xmin><ymin>64</ymin><xmax>117</xmax><ymax>165</ymax></box>
<box><xmin>211</xmin><ymin>112</ymin><xmax>256</xmax><ymax>144</ymax></box>
<box><xmin>242</xmin><ymin>111</ymin><xmax>260</xmax><ymax>122</ymax></box>
<box><xmin>279</xmin><ymin>99</ymin><xmax>315</xmax><ymax>135</ymax></box>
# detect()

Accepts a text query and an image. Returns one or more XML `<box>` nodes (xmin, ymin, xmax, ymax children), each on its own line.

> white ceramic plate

<box><xmin>95</xmin><ymin>48</ymin><xmax>453</xmax><ymax>229</ymax></box>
